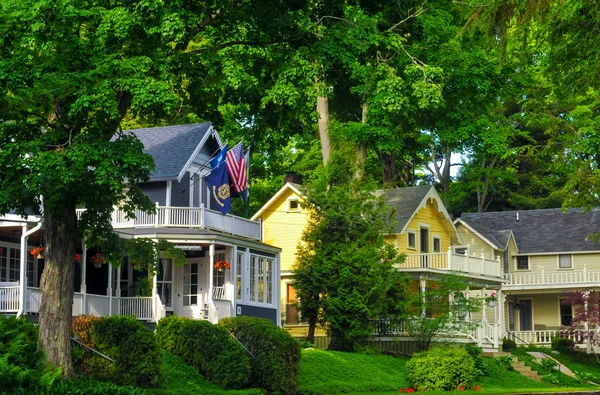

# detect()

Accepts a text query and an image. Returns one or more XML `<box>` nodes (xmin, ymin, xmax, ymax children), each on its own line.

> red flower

<box><xmin>75</xmin><ymin>253</ymin><xmax>81</xmax><ymax>261</ymax></box>
<box><xmin>458</xmin><ymin>386</ymin><xmax>465</xmax><ymax>391</ymax></box>
<box><xmin>473</xmin><ymin>385</ymin><xmax>481</xmax><ymax>391</ymax></box>
<box><xmin>214</xmin><ymin>260</ymin><xmax>231</xmax><ymax>270</ymax></box>
<box><xmin>407</xmin><ymin>389</ymin><xmax>415</xmax><ymax>393</ymax></box>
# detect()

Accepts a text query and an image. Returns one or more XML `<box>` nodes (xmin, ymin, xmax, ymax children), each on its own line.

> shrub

<box><xmin>551</xmin><ymin>337</ymin><xmax>575</xmax><ymax>353</ymax></box>
<box><xmin>47</xmin><ymin>377</ymin><xmax>146</xmax><ymax>395</ymax></box>
<box><xmin>78</xmin><ymin>316</ymin><xmax>162</xmax><ymax>388</ymax></box>
<box><xmin>0</xmin><ymin>315</ymin><xmax>61</xmax><ymax>393</ymax></box>
<box><xmin>156</xmin><ymin>316</ymin><xmax>250</xmax><ymax>389</ymax></box>
<box><xmin>540</xmin><ymin>358</ymin><xmax>558</xmax><ymax>373</ymax></box>
<box><xmin>495</xmin><ymin>355</ymin><xmax>514</xmax><ymax>371</ymax></box>
<box><xmin>220</xmin><ymin>316</ymin><xmax>301</xmax><ymax>395</ymax></box>
<box><xmin>72</xmin><ymin>315</ymin><xmax>101</xmax><ymax>348</ymax></box>
<box><xmin>464</xmin><ymin>344</ymin><xmax>487</xmax><ymax>376</ymax></box>
<box><xmin>405</xmin><ymin>347</ymin><xmax>476</xmax><ymax>392</ymax></box>
<box><xmin>502</xmin><ymin>337</ymin><xmax>517</xmax><ymax>351</ymax></box>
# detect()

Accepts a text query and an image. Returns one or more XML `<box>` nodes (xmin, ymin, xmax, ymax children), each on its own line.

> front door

<box><xmin>420</xmin><ymin>227</ymin><xmax>429</xmax><ymax>268</ymax></box>
<box><xmin>519</xmin><ymin>300</ymin><xmax>532</xmax><ymax>331</ymax></box>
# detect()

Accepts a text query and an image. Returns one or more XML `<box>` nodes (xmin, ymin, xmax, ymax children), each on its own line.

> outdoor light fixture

<box><xmin>514</xmin><ymin>303</ymin><xmax>521</xmax><ymax>310</ymax></box>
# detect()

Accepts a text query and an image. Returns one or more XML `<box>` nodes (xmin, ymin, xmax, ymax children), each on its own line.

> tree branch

<box><xmin>387</xmin><ymin>4</ymin><xmax>427</xmax><ymax>32</ymax></box>
<box><xmin>188</xmin><ymin>38</ymin><xmax>292</xmax><ymax>54</ymax></box>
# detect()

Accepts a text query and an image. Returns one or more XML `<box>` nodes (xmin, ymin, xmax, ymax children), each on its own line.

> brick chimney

<box><xmin>284</xmin><ymin>171</ymin><xmax>302</xmax><ymax>185</ymax></box>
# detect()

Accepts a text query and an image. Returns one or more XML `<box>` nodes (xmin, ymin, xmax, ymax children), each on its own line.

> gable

<box><xmin>405</xmin><ymin>197</ymin><xmax>461</xmax><ymax>245</ymax></box>
<box><xmin>251</xmin><ymin>183</ymin><xmax>304</xmax><ymax>221</ymax></box>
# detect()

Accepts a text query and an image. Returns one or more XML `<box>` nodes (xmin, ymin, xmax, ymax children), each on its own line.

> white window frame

<box><xmin>287</xmin><ymin>198</ymin><xmax>300</xmax><ymax>212</ymax></box>
<box><xmin>558</xmin><ymin>298</ymin><xmax>573</xmax><ymax>327</ymax></box>
<box><xmin>182</xmin><ymin>262</ymin><xmax>199</xmax><ymax>307</ymax></box>
<box><xmin>235</xmin><ymin>251</ymin><xmax>244</xmax><ymax>301</ymax></box>
<box><xmin>212</xmin><ymin>252</ymin><xmax>226</xmax><ymax>287</ymax></box>
<box><xmin>558</xmin><ymin>254</ymin><xmax>572</xmax><ymax>269</ymax></box>
<box><xmin>156</xmin><ymin>258</ymin><xmax>173</xmax><ymax>308</ymax></box>
<box><xmin>432</xmin><ymin>235</ymin><xmax>441</xmax><ymax>253</ymax></box>
<box><xmin>248</xmin><ymin>253</ymin><xmax>275</xmax><ymax>306</ymax></box>
<box><xmin>407</xmin><ymin>230</ymin><xmax>417</xmax><ymax>250</ymax></box>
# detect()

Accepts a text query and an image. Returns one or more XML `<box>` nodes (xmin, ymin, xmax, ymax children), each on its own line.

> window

<box><xmin>560</xmin><ymin>300</ymin><xmax>573</xmax><ymax>326</ymax></box>
<box><xmin>516</xmin><ymin>256</ymin><xmax>529</xmax><ymax>270</ymax></box>
<box><xmin>236</xmin><ymin>252</ymin><xmax>243</xmax><ymax>300</ymax></box>
<box><xmin>183</xmin><ymin>263</ymin><xmax>198</xmax><ymax>306</ymax></box>
<box><xmin>249</xmin><ymin>253</ymin><xmax>274</xmax><ymax>305</ymax></box>
<box><xmin>0</xmin><ymin>247</ymin><xmax>7</xmax><ymax>282</ymax></box>
<box><xmin>250</xmin><ymin>256</ymin><xmax>257</xmax><ymax>302</ymax></box>
<box><xmin>8</xmin><ymin>248</ymin><xmax>20</xmax><ymax>282</ymax></box>
<box><xmin>27</xmin><ymin>253</ymin><xmax>35</xmax><ymax>287</ymax></box>
<box><xmin>407</xmin><ymin>231</ymin><xmax>416</xmax><ymax>249</ymax></box>
<box><xmin>213</xmin><ymin>252</ymin><xmax>226</xmax><ymax>287</ymax></box>
<box><xmin>433</xmin><ymin>237</ymin><xmax>441</xmax><ymax>253</ymax></box>
<box><xmin>559</xmin><ymin>254</ymin><xmax>572</xmax><ymax>269</ymax></box>
<box><xmin>156</xmin><ymin>258</ymin><xmax>173</xmax><ymax>307</ymax></box>
<box><xmin>288</xmin><ymin>199</ymin><xmax>300</xmax><ymax>212</ymax></box>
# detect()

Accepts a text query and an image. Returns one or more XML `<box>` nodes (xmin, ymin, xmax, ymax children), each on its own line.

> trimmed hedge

<box><xmin>155</xmin><ymin>316</ymin><xmax>250</xmax><ymax>389</ymax></box>
<box><xmin>72</xmin><ymin>315</ymin><xmax>162</xmax><ymax>388</ymax></box>
<box><xmin>405</xmin><ymin>347</ymin><xmax>476</xmax><ymax>392</ymax></box>
<box><xmin>551</xmin><ymin>337</ymin><xmax>575</xmax><ymax>353</ymax></box>
<box><xmin>220</xmin><ymin>316</ymin><xmax>301</xmax><ymax>395</ymax></box>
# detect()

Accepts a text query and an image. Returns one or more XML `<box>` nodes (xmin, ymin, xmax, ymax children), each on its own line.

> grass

<box><xmin>147</xmin><ymin>352</ymin><xmax>262</xmax><ymax>395</ymax></box>
<box><xmin>546</xmin><ymin>348</ymin><xmax>600</xmax><ymax>383</ymax></box>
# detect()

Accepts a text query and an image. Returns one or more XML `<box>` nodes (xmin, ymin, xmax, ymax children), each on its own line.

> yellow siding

<box><xmin>395</xmin><ymin>198</ymin><xmax>453</xmax><ymax>254</ymax></box>
<box><xmin>511</xmin><ymin>252</ymin><xmax>600</xmax><ymax>273</ymax></box>
<box><xmin>573</xmin><ymin>253</ymin><xmax>600</xmax><ymax>270</ymax></box>
<box><xmin>259</xmin><ymin>189</ymin><xmax>308</xmax><ymax>273</ymax></box>
<box><xmin>456</xmin><ymin>225</ymin><xmax>496</xmax><ymax>260</ymax></box>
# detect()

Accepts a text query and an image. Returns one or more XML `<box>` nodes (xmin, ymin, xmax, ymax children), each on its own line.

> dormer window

<box><xmin>288</xmin><ymin>199</ymin><xmax>300</xmax><ymax>212</ymax></box>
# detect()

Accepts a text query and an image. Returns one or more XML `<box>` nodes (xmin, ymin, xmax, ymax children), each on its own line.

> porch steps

<box><xmin>482</xmin><ymin>352</ymin><xmax>541</xmax><ymax>382</ymax></box>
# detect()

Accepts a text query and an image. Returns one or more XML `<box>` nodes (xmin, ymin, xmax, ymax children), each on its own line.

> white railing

<box><xmin>505</xmin><ymin>267</ymin><xmax>600</xmax><ymax>287</ymax></box>
<box><xmin>77</xmin><ymin>204</ymin><xmax>261</xmax><ymax>240</ymax></box>
<box><xmin>0</xmin><ymin>286</ymin><xmax>20</xmax><ymax>313</ymax></box>
<box><xmin>119</xmin><ymin>297</ymin><xmax>153</xmax><ymax>321</ymax></box>
<box><xmin>73</xmin><ymin>293</ymin><xmax>83</xmax><ymax>316</ymax></box>
<box><xmin>483</xmin><ymin>322</ymin><xmax>499</xmax><ymax>348</ymax></box>
<box><xmin>86</xmin><ymin>294</ymin><xmax>110</xmax><ymax>317</ymax></box>
<box><xmin>212</xmin><ymin>286</ymin><xmax>227</xmax><ymax>300</ymax></box>
<box><xmin>509</xmin><ymin>330</ymin><xmax>557</xmax><ymax>345</ymax></box>
<box><xmin>402</xmin><ymin>251</ymin><xmax>502</xmax><ymax>278</ymax></box>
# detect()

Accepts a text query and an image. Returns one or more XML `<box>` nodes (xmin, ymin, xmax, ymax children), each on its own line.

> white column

<box><xmin>82</xmin><ymin>239</ymin><xmax>87</xmax><ymax>315</ymax></box>
<box><xmin>231</xmin><ymin>246</ymin><xmax>237</xmax><ymax>315</ymax></box>
<box><xmin>107</xmin><ymin>263</ymin><xmax>113</xmax><ymax>316</ymax></box>
<box><xmin>481</xmin><ymin>287</ymin><xmax>487</xmax><ymax>323</ymax></box>
<box><xmin>497</xmin><ymin>288</ymin><xmax>504</xmax><ymax>338</ymax></box>
<box><xmin>116</xmin><ymin>262</ymin><xmax>121</xmax><ymax>315</ymax></box>
<box><xmin>447</xmin><ymin>246</ymin><xmax>453</xmax><ymax>270</ymax></box>
<box><xmin>151</xmin><ymin>268</ymin><xmax>158</xmax><ymax>322</ymax></box>
<box><xmin>17</xmin><ymin>225</ymin><xmax>28</xmax><ymax>317</ymax></box>
<box><xmin>275</xmin><ymin>252</ymin><xmax>281</xmax><ymax>327</ymax></box>
<box><xmin>209</xmin><ymin>243</ymin><xmax>216</xmax><ymax>322</ymax></box>
<box><xmin>420</xmin><ymin>276</ymin><xmax>427</xmax><ymax>318</ymax></box>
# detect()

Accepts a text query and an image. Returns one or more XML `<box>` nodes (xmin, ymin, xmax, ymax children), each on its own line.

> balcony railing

<box><xmin>401</xmin><ymin>251</ymin><xmax>502</xmax><ymax>278</ymax></box>
<box><xmin>76</xmin><ymin>204</ymin><xmax>261</xmax><ymax>241</ymax></box>
<box><xmin>504</xmin><ymin>267</ymin><xmax>600</xmax><ymax>287</ymax></box>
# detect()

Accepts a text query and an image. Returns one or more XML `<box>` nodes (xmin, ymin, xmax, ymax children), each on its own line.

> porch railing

<box><xmin>212</xmin><ymin>286</ymin><xmax>227</xmax><ymax>300</ymax></box>
<box><xmin>76</xmin><ymin>204</ymin><xmax>261</xmax><ymax>241</ymax></box>
<box><xmin>0</xmin><ymin>286</ymin><xmax>19</xmax><ymax>313</ymax></box>
<box><xmin>119</xmin><ymin>297</ymin><xmax>153</xmax><ymax>321</ymax></box>
<box><xmin>504</xmin><ymin>267</ymin><xmax>600</xmax><ymax>287</ymax></box>
<box><xmin>402</xmin><ymin>251</ymin><xmax>502</xmax><ymax>278</ymax></box>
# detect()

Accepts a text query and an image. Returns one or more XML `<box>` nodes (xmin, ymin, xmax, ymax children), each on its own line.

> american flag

<box><xmin>226</xmin><ymin>141</ymin><xmax>247</xmax><ymax>192</ymax></box>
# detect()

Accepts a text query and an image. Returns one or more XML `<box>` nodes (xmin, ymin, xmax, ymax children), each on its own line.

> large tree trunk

<box><xmin>430</xmin><ymin>144</ymin><xmax>452</xmax><ymax>192</ymax></box>
<box><xmin>38</xmin><ymin>200</ymin><xmax>77</xmax><ymax>378</ymax></box>
<box><xmin>355</xmin><ymin>102</ymin><xmax>368</xmax><ymax>180</ymax></box>
<box><xmin>317</xmin><ymin>95</ymin><xmax>331</xmax><ymax>165</ymax></box>
<box><xmin>380</xmin><ymin>151</ymin><xmax>396</xmax><ymax>188</ymax></box>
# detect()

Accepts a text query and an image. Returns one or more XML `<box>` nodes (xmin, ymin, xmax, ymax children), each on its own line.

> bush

<box><xmin>464</xmin><ymin>344</ymin><xmax>487</xmax><ymax>376</ymax></box>
<box><xmin>405</xmin><ymin>347</ymin><xmax>476</xmax><ymax>392</ymax></box>
<box><xmin>0</xmin><ymin>315</ymin><xmax>60</xmax><ymax>393</ymax></box>
<box><xmin>551</xmin><ymin>337</ymin><xmax>575</xmax><ymax>353</ymax></box>
<box><xmin>47</xmin><ymin>377</ymin><xmax>146</xmax><ymax>395</ymax></box>
<box><xmin>502</xmin><ymin>337</ymin><xmax>517</xmax><ymax>351</ymax></box>
<box><xmin>73</xmin><ymin>315</ymin><xmax>162</xmax><ymax>388</ymax></box>
<box><xmin>156</xmin><ymin>316</ymin><xmax>250</xmax><ymax>389</ymax></box>
<box><xmin>220</xmin><ymin>316</ymin><xmax>301</xmax><ymax>395</ymax></box>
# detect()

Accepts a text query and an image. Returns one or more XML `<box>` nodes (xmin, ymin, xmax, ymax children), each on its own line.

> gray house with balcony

<box><xmin>0</xmin><ymin>123</ymin><xmax>281</xmax><ymax>326</ymax></box>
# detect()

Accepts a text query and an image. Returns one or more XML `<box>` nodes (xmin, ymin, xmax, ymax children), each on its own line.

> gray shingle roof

<box><xmin>460</xmin><ymin>208</ymin><xmax>600</xmax><ymax>253</ymax></box>
<box><xmin>376</xmin><ymin>186</ymin><xmax>434</xmax><ymax>233</ymax></box>
<box><xmin>123</xmin><ymin>123</ymin><xmax>212</xmax><ymax>181</ymax></box>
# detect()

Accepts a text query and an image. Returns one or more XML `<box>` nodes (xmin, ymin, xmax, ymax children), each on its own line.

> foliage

<box><xmin>540</xmin><ymin>358</ymin><xmax>558</xmax><ymax>373</ymax></box>
<box><xmin>47</xmin><ymin>377</ymin><xmax>146</xmax><ymax>395</ymax></box>
<box><xmin>85</xmin><ymin>316</ymin><xmax>162</xmax><ymax>388</ymax></box>
<box><xmin>575</xmin><ymin>371</ymin><xmax>596</xmax><ymax>385</ymax></box>
<box><xmin>155</xmin><ymin>316</ymin><xmax>250</xmax><ymax>390</ymax></box>
<box><xmin>551</xmin><ymin>338</ymin><xmax>575</xmax><ymax>353</ymax></box>
<box><xmin>220</xmin><ymin>316</ymin><xmax>301</xmax><ymax>395</ymax></box>
<box><xmin>292</xmin><ymin>144</ymin><xmax>408</xmax><ymax>350</ymax></box>
<box><xmin>465</xmin><ymin>345</ymin><xmax>487</xmax><ymax>376</ymax></box>
<box><xmin>72</xmin><ymin>315</ymin><xmax>102</xmax><ymax>349</ymax></box>
<box><xmin>0</xmin><ymin>315</ymin><xmax>61</xmax><ymax>393</ymax></box>
<box><xmin>502</xmin><ymin>337</ymin><xmax>517</xmax><ymax>352</ymax></box>
<box><xmin>403</xmin><ymin>275</ymin><xmax>484</xmax><ymax>351</ymax></box>
<box><xmin>147</xmin><ymin>352</ymin><xmax>262</xmax><ymax>395</ymax></box>
<box><xmin>495</xmin><ymin>355</ymin><xmax>514</xmax><ymax>371</ymax></box>
<box><xmin>405</xmin><ymin>347</ymin><xmax>476</xmax><ymax>392</ymax></box>
<box><xmin>129</xmin><ymin>277</ymin><xmax>153</xmax><ymax>297</ymax></box>
<box><xmin>296</xmin><ymin>339</ymin><xmax>316</xmax><ymax>349</ymax></box>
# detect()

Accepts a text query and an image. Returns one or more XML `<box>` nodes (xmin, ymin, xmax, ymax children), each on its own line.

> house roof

<box><xmin>377</xmin><ymin>186</ymin><xmax>462</xmax><ymax>244</ymax></box>
<box><xmin>123</xmin><ymin>123</ymin><xmax>213</xmax><ymax>182</ymax></box>
<box><xmin>459</xmin><ymin>208</ymin><xmax>600</xmax><ymax>253</ymax></box>
<box><xmin>250</xmin><ymin>182</ymin><xmax>305</xmax><ymax>221</ymax></box>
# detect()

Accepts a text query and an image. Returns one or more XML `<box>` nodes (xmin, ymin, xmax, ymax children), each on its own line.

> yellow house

<box><xmin>456</xmin><ymin>209</ymin><xmax>600</xmax><ymax>349</ymax></box>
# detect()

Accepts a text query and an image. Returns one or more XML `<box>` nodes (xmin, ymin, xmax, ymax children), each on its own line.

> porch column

<box><xmin>116</xmin><ymin>262</ymin><xmax>121</xmax><ymax>315</ymax></box>
<box><xmin>497</xmin><ymin>288</ymin><xmax>504</xmax><ymax>338</ymax></box>
<box><xmin>420</xmin><ymin>276</ymin><xmax>427</xmax><ymax>318</ymax></box>
<box><xmin>82</xmin><ymin>239</ymin><xmax>87</xmax><ymax>315</ymax></box>
<box><xmin>209</xmin><ymin>243</ymin><xmax>215</xmax><ymax>322</ymax></box>
<box><xmin>17</xmin><ymin>225</ymin><xmax>28</xmax><ymax>317</ymax></box>
<box><xmin>481</xmin><ymin>287</ymin><xmax>487</xmax><ymax>323</ymax></box>
<box><xmin>107</xmin><ymin>263</ymin><xmax>113</xmax><ymax>316</ymax></box>
<box><xmin>231</xmin><ymin>246</ymin><xmax>237</xmax><ymax>311</ymax></box>
<box><xmin>151</xmin><ymin>269</ymin><xmax>158</xmax><ymax>322</ymax></box>
<box><xmin>447</xmin><ymin>246</ymin><xmax>452</xmax><ymax>270</ymax></box>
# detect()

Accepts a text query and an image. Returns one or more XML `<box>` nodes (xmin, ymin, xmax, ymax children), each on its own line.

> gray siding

<box><xmin>139</xmin><ymin>181</ymin><xmax>167</xmax><ymax>206</ymax></box>
<box><xmin>171</xmin><ymin>172</ymin><xmax>191</xmax><ymax>207</ymax></box>
<box><xmin>236</xmin><ymin>304</ymin><xmax>278</xmax><ymax>324</ymax></box>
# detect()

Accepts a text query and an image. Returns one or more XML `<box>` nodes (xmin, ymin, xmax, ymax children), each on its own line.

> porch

<box><xmin>503</xmin><ymin>267</ymin><xmax>600</xmax><ymax>288</ymax></box>
<box><xmin>76</xmin><ymin>204</ymin><xmax>262</xmax><ymax>241</ymax></box>
<box><xmin>402</xmin><ymin>249</ymin><xmax>502</xmax><ymax>278</ymax></box>
<box><xmin>507</xmin><ymin>329</ymin><xmax>600</xmax><ymax>352</ymax></box>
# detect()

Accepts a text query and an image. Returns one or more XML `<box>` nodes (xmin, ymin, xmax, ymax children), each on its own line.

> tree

<box><xmin>560</xmin><ymin>290</ymin><xmax>600</xmax><ymax>361</ymax></box>
<box><xmin>0</xmin><ymin>0</ymin><xmax>302</xmax><ymax>376</ymax></box>
<box><xmin>292</xmin><ymin>143</ymin><xmax>407</xmax><ymax>350</ymax></box>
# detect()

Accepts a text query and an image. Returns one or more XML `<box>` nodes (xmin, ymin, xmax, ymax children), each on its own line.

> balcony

<box><xmin>401</xmin><ymin>251</ymin><xmax>502</xmax><ymax>278</ymax></box>
<box><xmin>76</xmin><ymin>204</ymin><xmax>262</xmax><ymax>241</ymax></box>
<box><xmin>504</xmin><ymin>267</ymin><xmax>600</xmax><ymax>289</ymax></box>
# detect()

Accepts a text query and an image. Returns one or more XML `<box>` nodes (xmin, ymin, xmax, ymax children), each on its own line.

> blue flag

<box><xmin>210</xmin><ymin>143</ymin><xmax>228</xmax><ymax>169</ymax></box>
<box><xmin>205</xmin><ymin>164</ymin><xmax>231</xmax><ymax>215</ymax></box>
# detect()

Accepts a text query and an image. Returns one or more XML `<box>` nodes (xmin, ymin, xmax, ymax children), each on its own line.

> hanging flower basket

<box><xmin>214</xmin><ymin>260</ymin><xmax>230</xmax><ymax>271</ymax></box>
<box><xmin>31</xmin><ymin>247</ymin><xmax>44</xmax><ymax>259</ymax></box>
<box><xmin>75</xmin><ymin>253</ymin><xmax>81</xmax><ymax>262</ymax></box>
<box><xmin>90</xmin><ymin>253</ymin><xmax>105</xmax><ymax>268</ymax></box>
<box><xmin>487</xmin><ymin>291</ymin><xmax>498</xmax><ymax>307</ymax></box>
